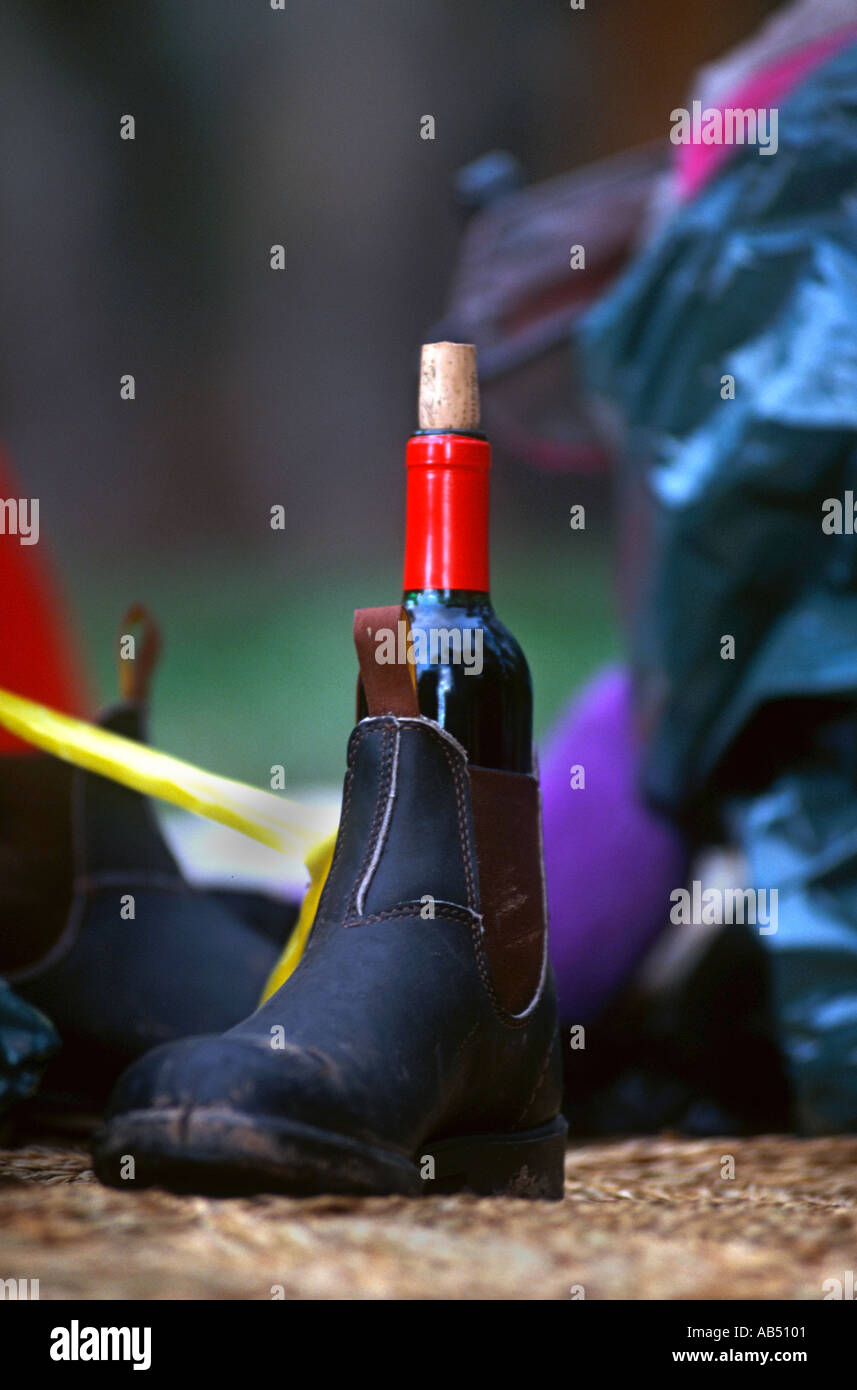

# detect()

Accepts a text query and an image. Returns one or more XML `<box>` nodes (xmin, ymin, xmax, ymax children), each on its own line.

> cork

<box><xmin>418</xmin><ymin>342</ymin><xmax>480</xmax><ymax>431</ymax></box>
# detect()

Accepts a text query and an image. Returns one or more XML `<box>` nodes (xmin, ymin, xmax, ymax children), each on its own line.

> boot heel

<box><xmin>419</xmin><ymin>1115</ymin><xmax>567</xmax><ymax>1200</ymax></box>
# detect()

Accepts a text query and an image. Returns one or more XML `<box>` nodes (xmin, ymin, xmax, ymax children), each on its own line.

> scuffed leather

<box><xmin>105</xmin><ymin>715</ymin><xmax>563</xmax><ymax>1153</ymax></box>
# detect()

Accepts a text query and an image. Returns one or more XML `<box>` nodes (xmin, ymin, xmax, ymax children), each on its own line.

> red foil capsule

<box><xmin>402</xmin><ymin>433</ymin><xmax>491</xmax><ymax>592</ymax></box>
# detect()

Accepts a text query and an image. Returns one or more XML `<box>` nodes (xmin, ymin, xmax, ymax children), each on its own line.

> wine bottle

<box><xmin>362</xmin><ymin>342</ymin><xmax>533</xmax><ymax>773</ymax></box>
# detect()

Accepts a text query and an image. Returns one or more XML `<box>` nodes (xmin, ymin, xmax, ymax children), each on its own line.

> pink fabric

<box><xmin>676</xmin><ymin>26</ymin><xmax>857</xmax><ymax>201</ymax></box>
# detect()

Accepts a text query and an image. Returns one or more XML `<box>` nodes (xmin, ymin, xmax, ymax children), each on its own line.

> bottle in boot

<box><xmin>360</xmin><ymin>341</ymin><xmax>532</xmax><ymax>772</ymax></box>
<box><xmin>93</xmin><ymin>347</ymin><xmax>566</xmax><ymax>1199</ymax></box>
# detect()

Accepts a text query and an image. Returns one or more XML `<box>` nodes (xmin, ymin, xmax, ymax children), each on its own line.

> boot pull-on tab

<box><xmin>117</xmin><ymin>603</ymin><xmax>163</xmax><ymax>705</ymax></box>
<box><xmin>353</xmin><ymin>605</ymin><xmax>419</xmax><ymax>718</ymax></box>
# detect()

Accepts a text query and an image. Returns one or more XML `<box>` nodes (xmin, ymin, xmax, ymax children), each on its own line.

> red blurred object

<box><xmin>403</xmin><ymin>433</ymin><xmax>490</xmax><ymax>592</ymax></box>
<box><xmin>0</xmin><ymin>448</ymin><xmax>89</xmax><ymax>751</ymax></box>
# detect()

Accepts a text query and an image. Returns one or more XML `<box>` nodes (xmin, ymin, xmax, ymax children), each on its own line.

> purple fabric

<box><xmin>540</xmin><ymin>667</ymin><xmax>688</xmax><ymax>1025</ymax></box>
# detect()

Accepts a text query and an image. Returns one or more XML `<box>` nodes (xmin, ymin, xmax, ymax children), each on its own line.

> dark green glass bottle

<box><xmin>401</xmin><ymin>586</ymin><xmax>532</xmax><ymax>773</ymax></box>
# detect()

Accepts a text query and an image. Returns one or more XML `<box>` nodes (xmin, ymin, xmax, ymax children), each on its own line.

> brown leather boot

<box><xmin>93</xmin><ymin>605</ymin><xmax>566</xmax><ymax>1197</ymax></box>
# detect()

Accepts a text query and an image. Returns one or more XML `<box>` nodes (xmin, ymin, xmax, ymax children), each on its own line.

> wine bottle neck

<box><xmin>403</xmin><ymin>589</ymin><xmax>492</xmax><ymax>610</ymax></box>
<box><xmin>402</xmin><ymin>432</ymin><xmax>491</xmax><ymax>593</ymax></box>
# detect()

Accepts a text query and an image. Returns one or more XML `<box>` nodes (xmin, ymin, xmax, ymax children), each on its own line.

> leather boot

<box><xmin>93</xmin><ymin>605</ymin><xmax>566</xmax><ymax>1197</ymax></box>
<box><xmin>2</xmin><ymin>611</ymin><xmax>293</xmax><ymax>1116</ymax></box>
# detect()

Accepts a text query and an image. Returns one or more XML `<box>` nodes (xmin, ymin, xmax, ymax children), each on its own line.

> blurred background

<box><xmin>0</xmin><ymin>0</ymin><xmax>778</xmax><ymax>789</ymax></box>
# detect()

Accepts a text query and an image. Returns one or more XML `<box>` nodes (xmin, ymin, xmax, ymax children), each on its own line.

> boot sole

<box><xmin>92</xmin><ymin>1107</ymin><xmax>567</xmax><ymax>1200</ymax></box>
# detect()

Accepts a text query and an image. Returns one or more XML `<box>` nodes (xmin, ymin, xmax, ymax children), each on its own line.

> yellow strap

<box><xmin>259</xmin><ymin>830</ymin><xmax>336</xmax><ymax>1002</ymax></box>
<box><xmin>0</xmin><ymin>686</ymin><xmax>334</xmax><ymax>852</ymax></box>
<box><xmin>0</xmin><ymin>687</ymin><xmax>338</xmax><ymax>988</ymax></box>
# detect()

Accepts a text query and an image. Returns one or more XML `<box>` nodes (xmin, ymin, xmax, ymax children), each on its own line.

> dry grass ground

<box><xmin>1</xmin><ymin>1135</ymin><xmax>855</xmax><ymax>1300</ymax></box>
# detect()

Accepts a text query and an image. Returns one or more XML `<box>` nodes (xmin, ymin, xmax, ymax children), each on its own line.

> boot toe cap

<box><xmin>103</xmin><ymin>1034</ymin><xmax>281</xmax><ymax>1117</ymax></box>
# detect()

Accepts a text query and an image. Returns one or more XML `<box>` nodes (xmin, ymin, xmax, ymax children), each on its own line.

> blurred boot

<box><xmin>1</xmin><ymin>607</ymin><xmax>292</xmax><ymax>1118</ymax></box>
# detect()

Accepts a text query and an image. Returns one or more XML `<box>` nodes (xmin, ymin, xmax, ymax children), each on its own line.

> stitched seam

<box><xmin>388</xmin><ymin>713</ymin><xmax>469</xmax><ymax>762</ymax></box>
<box><xmin>346</xmin><ymin>723</ymin><xmax>395</xmax><ymax>919</ymax></box>
<box><xmin>343</xmin><ymin>902</ymin><xmax>480</xmax><ymax>929</ymax></box>
<box><xmin>354</xmin><ymin>723</ymin><xmax>400</xmax><ymax>915</ymax></box>
<box><xmin>399</xmin><ymin>723</ymin><xmax>477</xmax><ymax>913</ymax></box>
<box><xmin>469</xmin><ymin>916</ymin><xmax>538</xmax><ymax>1029</ymax></box>
<box><xmin>471</xmin><ymin>773</ymin><xmax>549</xmax><ymax>1023</ymax></box>
<box><xmin>390</xmin><ymin>720</ymin><xmax>529</xmax><ymax>1023</ymax></box>
<box><xmin>469</xmin><ymin>917</ymin><xmax>513</xmax><ymax>1022</ymax></box>
<box><xmin>438</xmin><ymin>734</ymin><xmax>477</xmax><ymax>911</ymax></box>
<box><xmin>449</xmin><ymin>746</ymin><xmax>477</xmax><ymax>912</ymax></box>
